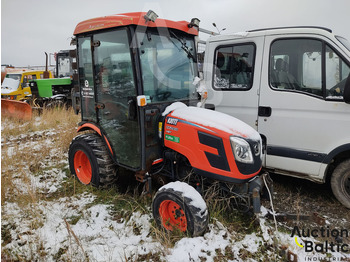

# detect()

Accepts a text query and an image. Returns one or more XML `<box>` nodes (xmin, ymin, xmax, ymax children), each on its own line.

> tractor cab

<box><xmin>73</xmin><ymin>11</ymin><xmax>200</xmax><ymax>171</ymax></box>
<box><xmin>70</xmin><ymin>11</ymin><xmax>271</xmax><ymax>236</ymax></box>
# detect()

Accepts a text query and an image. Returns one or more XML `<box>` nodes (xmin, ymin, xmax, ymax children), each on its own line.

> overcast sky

<box><xmin>1</xmin><ymin>0</ymin><xmax>349</xmax><ymax>67</ymax></box>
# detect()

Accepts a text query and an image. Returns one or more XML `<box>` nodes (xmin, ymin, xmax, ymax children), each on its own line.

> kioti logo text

<box><xmin>291</xmin><ymin>225</ymin><xmax>349</xmax><ymax>254</ymax></box>
<box><xmin>167</xmin><ymin>117</ymin><xmax>179</xmax><ymax>126</ymax></box>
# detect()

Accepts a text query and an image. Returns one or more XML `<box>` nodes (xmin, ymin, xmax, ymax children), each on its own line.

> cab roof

<box><xmin>73</xmin><ymin>12</ymin><xmax>198</xmax><ymax>36</ymax></box>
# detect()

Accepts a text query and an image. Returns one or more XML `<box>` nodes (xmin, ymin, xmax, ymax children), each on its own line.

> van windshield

<box><xmin>336</xmin><ymin>36</ymin><xmax>350</xmax><ymax>52</ymax></box>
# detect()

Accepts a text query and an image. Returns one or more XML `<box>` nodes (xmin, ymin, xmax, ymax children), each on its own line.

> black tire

<box><xmin>331</xmin><ymin>159</ymin><xmax>350</xmax><ymax>209</ymax></box>
<box><xmin>68</xmin><ymin>133</ymin><xmax>118</xmax><ymax>188</ymax></box>
<box><xmin>152</xmin><ymin>181</ymin><xmax>209</xmax><ymax>237</ymax></box>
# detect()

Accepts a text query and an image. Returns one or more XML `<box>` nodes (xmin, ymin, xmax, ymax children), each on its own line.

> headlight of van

<box><xmin>230</xmin><ymin>136</ymin><xmax>253</xmax><ymax>164</ymax></box>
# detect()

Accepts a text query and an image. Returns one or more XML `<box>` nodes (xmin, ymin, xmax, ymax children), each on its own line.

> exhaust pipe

<box><xmin>43</xmin><ymin>52</ymin><xmax>50</xmax><ymax>79</ymax></box>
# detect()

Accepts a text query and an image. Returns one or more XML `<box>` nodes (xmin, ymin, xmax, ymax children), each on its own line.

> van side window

<box><xmin>270</xmin><ymin>39</ymin><xmax>350</xmax><ymax>98</ymax></box>
<box><xmin>325</xmin><ymin>45</ymin><xmax>350</xmax><ymax>97</ymax></box>
<box><xmin>213</xmin><ymin>44</ymin><xmax>255</xmax><ymax>90</ymax></box>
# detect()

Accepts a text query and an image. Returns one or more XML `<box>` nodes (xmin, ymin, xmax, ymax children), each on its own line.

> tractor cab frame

<box><xmin>74</xmin><ymin>11</ymin><xmax>199</xmax><ymax>173</ymax></box>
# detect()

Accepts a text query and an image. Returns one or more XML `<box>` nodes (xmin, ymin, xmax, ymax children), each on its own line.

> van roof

<box><xmin>207</xmin><ymin>26</ymin><xmax>337</xmax><ymax>42</ymax></box>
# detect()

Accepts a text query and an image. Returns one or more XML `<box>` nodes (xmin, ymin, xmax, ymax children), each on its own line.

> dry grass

<box><xmin>1</xmin><ymin>106</ymin><xmax>82</xmax><ymax>261</ymax></box>
<box><xmin>1</xmin><ymin>106</ymin><xmax>80</xmax><ymax>204</ymax></box>
<box><xmin>2</xmin><ymin>106</ymin><xmax>79</xmax><ymax>150</ymax></box>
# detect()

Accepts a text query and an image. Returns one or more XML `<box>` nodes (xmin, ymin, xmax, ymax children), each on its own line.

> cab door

<box><xmin>19</xmin><ymin>73</ymin><xmax>32</xmax><ymax>100</ymax></box>
<box><xmin>205</xmin><ymin>36</ymin><xmax>265</xmax><ymax>129</ymax></box>
<box><xmin>92</xmin><ymin>29</ymin><xmax>141</xmax><ymax>170</ymax></box>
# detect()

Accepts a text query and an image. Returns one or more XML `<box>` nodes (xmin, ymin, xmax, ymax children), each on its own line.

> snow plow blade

<box><xmin>1</xmin><ymin>99</ymin><xmax>32</xmax><ymax>120</ymax></box>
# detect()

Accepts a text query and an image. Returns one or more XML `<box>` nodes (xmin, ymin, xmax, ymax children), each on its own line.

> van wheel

<box><xmin>68</xmin><ymin>133</ymin><xmax>117</xmax><ymax>188</ymax></box>
<box><xmin>331</xmin><ymin>159</ymin><xmax>350</xmax><ymax>209</ymax></box>
<box><xmin>152</xmin><ymin>181</ymin><xmax>209</xmax><ymax>237</ymax></box>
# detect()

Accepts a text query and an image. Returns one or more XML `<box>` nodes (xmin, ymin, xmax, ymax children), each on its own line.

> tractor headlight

<box><xmin>230</xmin><ymin>136</ymin><xmax>253</xmax><ymax>164</ymax></box>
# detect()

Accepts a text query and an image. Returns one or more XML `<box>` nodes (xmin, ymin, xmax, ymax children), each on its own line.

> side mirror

<box><xmin>344</xmin><ymin>74</ymin><xmax>350</xmax><ymax>104</ymax></box>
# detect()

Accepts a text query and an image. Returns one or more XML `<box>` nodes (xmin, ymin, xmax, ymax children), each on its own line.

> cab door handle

<box><xmin>258</xmin><ymin>106</ymin><xmax>272</xmax><ymax>117</ymax></box>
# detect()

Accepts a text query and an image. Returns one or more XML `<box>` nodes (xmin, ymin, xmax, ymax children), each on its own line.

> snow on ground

<box><xmin>2</xmin><ymin>121</ymin><xmax>350</xmax><ymax>261</ymax></box>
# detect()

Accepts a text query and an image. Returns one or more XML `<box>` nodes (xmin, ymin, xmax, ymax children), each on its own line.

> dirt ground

<box><xmin>263</xmin><ymin>173</ymin><xmax>350</xmax><ymax>245</ymax></box>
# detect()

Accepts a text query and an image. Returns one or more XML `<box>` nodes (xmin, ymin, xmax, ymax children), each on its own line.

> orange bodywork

<box><xmin>73</xmin><ymin>150</ymin><xmax>92</xmax><ymax>184</ymax></box>
<box><xmin>1</xmin><ymin>71</ymin><xmax>7</xmax><ymax>83</ymax></box>
<box><xmin>77</xmin><ymin>123</ymin><xmax>114</xmax><ymax>156</ymax></box>
<box><xmin>73</xmin><ymin>12</ymin><xmax>198</xmax><ymax>36</ymax></box>
<box><xmin>1</xmin><ymin>99</ymin><xmax>32</xmax><ymax>121</ymax></box>
<box><xmin>159</xmin><ymin>200</ymin><xmax>187</xmax><ymax>232</ymax></box>
<box><xmin>163</xmin><ymin>113</ymin><xmax>261</xmax><ymax>182</ymax></box>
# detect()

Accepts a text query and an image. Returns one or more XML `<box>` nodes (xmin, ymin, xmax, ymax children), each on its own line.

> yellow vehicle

<box><xmin>1</xmin><ymin>70</ymin><xmax>53</xmax><ymax>101</ymax></box>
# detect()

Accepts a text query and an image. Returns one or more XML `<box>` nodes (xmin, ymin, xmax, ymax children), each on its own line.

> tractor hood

<box><xmin>163</xmin><ymin>102</ymin><xmax>260</xmax><ymax>140</ymax></box>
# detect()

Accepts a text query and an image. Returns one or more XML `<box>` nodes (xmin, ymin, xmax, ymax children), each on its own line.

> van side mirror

<box><xmin>344</xmin><ymin>75</ymin><xmax>350</xmax><ymax>104</ymax></box>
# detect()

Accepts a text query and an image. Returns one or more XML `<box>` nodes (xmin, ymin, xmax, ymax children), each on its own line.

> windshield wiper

<box><xmin>169</xmin><ymin>31</ymin><xmax>196</xmax><ymax>62</ymax></box>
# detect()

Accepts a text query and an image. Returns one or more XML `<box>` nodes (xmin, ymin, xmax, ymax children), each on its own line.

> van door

<box><xmin>258</xmin><ymin>35</ymin><xmax>350</xmax><ymax>180</ymax></box>
<box><xmin>205</xmin><ymin>37</ymin><xmax>265</xmax><ymax>129</ymax></box>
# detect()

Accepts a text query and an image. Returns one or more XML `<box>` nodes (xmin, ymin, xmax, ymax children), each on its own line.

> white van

<box><xmin>203</xmin><ymin>27</ymin><xmax>350</xmax><ymax>208</ymax></box>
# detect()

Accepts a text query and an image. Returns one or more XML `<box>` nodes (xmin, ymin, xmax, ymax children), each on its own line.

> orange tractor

<box><xmin>68</xmin><ymin>10</ymin><xmax>271</xmax><ymax>236</ymax></box>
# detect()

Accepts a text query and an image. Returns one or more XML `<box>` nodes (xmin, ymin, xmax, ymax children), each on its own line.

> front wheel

<box><xmin>152</xmin><ymin>181</ymin><xmax>209</xmax><ymax>236</ymax></box>
<box><xmin>68</xmin><ymin>133</ymin><xmax>118</xmax><ymax>188</ymax></box>
<box><xmin>331</xmin><ymin>159</ymin><xmax>350</xmax><ymax>209</ymax></box>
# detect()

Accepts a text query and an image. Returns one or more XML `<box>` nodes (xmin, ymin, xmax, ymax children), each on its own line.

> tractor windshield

<box><xmin>137</xmin><ymin>29</ymin><xmax>198</xmax><ymax>103</ymax></box>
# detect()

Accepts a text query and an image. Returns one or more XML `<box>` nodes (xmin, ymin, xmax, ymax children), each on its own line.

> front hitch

<box><xmin>249</xmin><ymin>172</ymin><xmax>273</xmax><ymax>213</ymax></box>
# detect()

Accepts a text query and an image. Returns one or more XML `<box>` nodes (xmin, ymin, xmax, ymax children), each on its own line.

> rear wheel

<box><xmin>68</xmin><ymin>133</ymin><xmax>117</xmax><ymax>188</ymax></box>
<box><xmin>152</xmin><ymin>181</ymin><xmax>209</xmax><ymax>236</ymax></box>
<box><xmin>331</xmin><ymin>159</ymin><xmax>350</xmax><ymax>209</ymax></box>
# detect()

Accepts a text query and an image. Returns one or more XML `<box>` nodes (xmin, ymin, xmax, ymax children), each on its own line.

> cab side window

<box><xmin>269</xmin><ymin>38</ymin><xmax>350</xmax><ymax>98</ymax></box>
<box><xmin>22</xmin><ymin>75</ymin><xmax>28</xmax><ymax>88</ymax></box>
<box><xmin>213</xmin><ymin>44</ymin><xmax>255</xmax><ymax>90</ymax></box>
<box><xmin>325</xmin><ymin>45</ymin><xmax>350</xmax><ymax>97</ymax></box>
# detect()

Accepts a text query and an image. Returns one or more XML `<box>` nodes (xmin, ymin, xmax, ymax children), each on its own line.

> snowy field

<box><xmin>1</xmin><ymin>114</ymin><xmax>350</xmax><ymax>261</ymax></box>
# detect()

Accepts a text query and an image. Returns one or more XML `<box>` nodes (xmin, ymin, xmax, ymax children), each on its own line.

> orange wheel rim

<box><xmin>159</xmin><ymin>200</ymin><xmax>187</xmax><ymax>232</ymax></box>
<box><xmin>73</xmin><ymin>150</ymin><xmax>92</xmax><ymax>184</ymax></box>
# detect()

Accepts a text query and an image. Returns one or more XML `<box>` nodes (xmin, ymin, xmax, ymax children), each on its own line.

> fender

<box><xmin>323</xmin><ymin>143</ymin><xmax>350</xmax><ymax>164</ymax></box>
<box><xmin>77</xmin><ymin>122</ymin><xmax>114</xmax><ymax>156</ymax></box>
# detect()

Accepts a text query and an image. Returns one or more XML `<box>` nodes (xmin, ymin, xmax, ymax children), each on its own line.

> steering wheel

<box><xmin>155</xmin><ymin>91</ymin><xmax>172</xmax><ymax>101</ymax></box>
